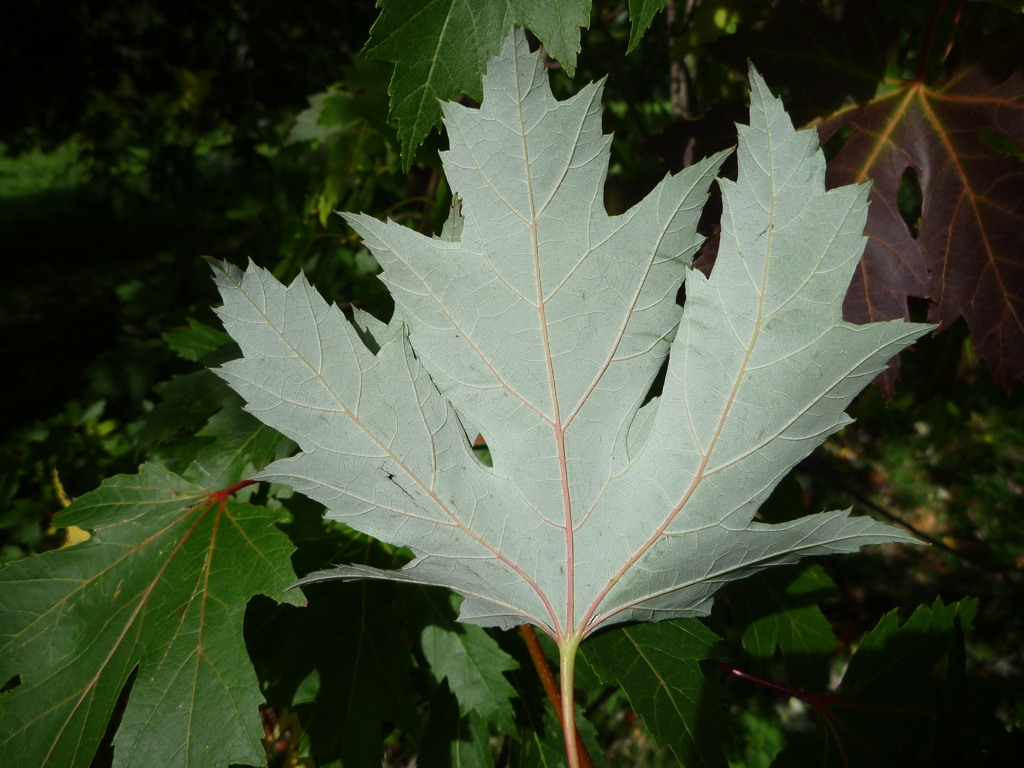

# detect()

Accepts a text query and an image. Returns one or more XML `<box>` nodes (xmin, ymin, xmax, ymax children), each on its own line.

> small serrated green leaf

<box><xmin>412</xmin><ymin>590</ymin><xmax>520</xmax><ymax>734</ymax></box>
<box><xmin>415</xmin><ymin>593</ymin><xmax>520</xmax><ymax>737</ymax></box>
<box><xmin>137</xmin><ymin>369</ymin><xmax>234</xmax><ymax>446</ymax></box>
<box><xmin>627</xmin><ymin>0</ymin><xmax>665</xmax><ymax>54</ymax></box>
<box><xmin>181</xmin><ymin>401</ymin><xmax>285</xmax><ymax>489</ymax></box>
<box><xmin>513</xmin><ymin>0</ymin><xmax>590</xmax><ymax>74</ymax></box>
<box><xmin>362</xmin><ymin>0</ymin><xmax>514</xmax><ymax>169</ymax></box>
<box><xmin>163</xmin><ymin>317</ymin><xmax>234</xmax><ymax>362</ymax></box>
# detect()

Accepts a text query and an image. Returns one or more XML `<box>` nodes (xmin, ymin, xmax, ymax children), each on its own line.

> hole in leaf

<box><xmin>907</xmin><ymin>296</ymin><xmax>931</xmax><ymax>324</ymax></box>
<box><xmin>92</xmin><ymin>666</ymin><xmax>138</xmax><ymax>768</ymax></box>
<box><xmin>472</xmin><ymin>434</ymin><xmax>493</xmax><ymax>467</ymax></box>
<box><xmin>641</xmin><ymin>358</ymin><xmax>670</xmax><ymax>407</ymax></box>
<box><xmin>0</xmin><ymin>674</ymin><xmax>21</xmax><ymax>693</ymax></box>
<box><xmin>978</xmin><ymin>129</ymin><xmax>1024</xmax><ymax>161</ymax></box>
<box><xmin>897</xmin><ymin>167</ymin><xmax>922</xmax><ymax>239</ymax></box>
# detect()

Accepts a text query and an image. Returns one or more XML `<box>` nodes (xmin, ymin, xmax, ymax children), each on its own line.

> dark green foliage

<box><xmin>583</xmin><ymin>620</ymin><xmax>729</xmax><ymax>768</ymax></box>
<box><xmin>163</xmin><ymin>318</ymin><xmax>235</xmax><ymax>363</ymax></box>
<box><xmin>727</xmin><ymin>564</ymin><xmax>839</xmax><ymax>693</ymax></box>
<box><xmin>419</xmin><ymin>682</ymin><xmax>495</xmax><ymax>768</ymax></box>
<box><xmin>771</xmin><ymin>599</ymin><xmax>981</xmax><ymax>767</ymax></box>
<box><xmin>247</xmin><ymin>581</ymin><xmax>419</xmax><ymax>767</ymax></box>
<box><xmin>3</xmin><ymin>1</ymin><xmax>1023</xmax><ymax>766</ymax></box>
<box><xmin>408</xmin><ymin>590</ymin><xmax>520</xmax><ymax>735</ymax></box>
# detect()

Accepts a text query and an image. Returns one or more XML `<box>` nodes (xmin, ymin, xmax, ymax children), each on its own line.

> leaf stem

<box><xmin>560</xmin><ymin>635</ymin><xmax>582</xmax><ymax>768</ymax></box>
<box><xmin>720</xmin><ymin>662</ymin><xmax>889</xmax><ymax>763</ymax></box>
<box><xmin>519</xmin><ymin>627</ymin><xmax>593</xmax><ymax>768</ymax></box>
<box><xmin>719</xmin><ymin>661</ymin><xmax>821</xmax><ymax>706</ymax></box>
<box><xmin>521</xmin><ymin>626</ymin><xmax>562</xmax><ymax>716</ymax></box>
<box><xmin>205</xmin><ymin>478</ymin><xmax>258</xmax><ymax>505</ymax></box>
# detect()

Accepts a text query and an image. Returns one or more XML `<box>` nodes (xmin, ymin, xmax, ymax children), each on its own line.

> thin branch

<box><xmin>665</xmin><ymin>0</ymin><xmax>688</xmax><ymax>117</ymax></box>
<box><xmin>845</xmin><ymin>485</ymin><xmax>1001</xmax><ymax>572</ymax></box>
<box><xmin>806</xmin><ymin>456</ymin><xmax>1003</xmax><ymax>573</ymax></box>
<box><xmin>720</xmin><ymin>661</ymin><xmax>820</xmax><ymax>705</ymax></box>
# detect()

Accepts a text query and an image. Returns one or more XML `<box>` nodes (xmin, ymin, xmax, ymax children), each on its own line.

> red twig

<box><xmin>720</xmin><ymin>662</ymin><xmax>900</xmax><ymax>766</ymax></box>
<box><xmin>917</xmin><ymin>0</ymin><xmax>948</xmax><ymax>83</ymax></box>
<box><xmin>720</xmin><ymin>662</ymin><xmax>820</xmax><ymax>705</ymax></box>
<box><xmin>519</xmin><ymin>627</ymin><xmax>594</xmax><ymax>768</ymax></box>
<box><xmin>942</xmin><ymin>0</ymin><xmax>966</xmax><ymax>63</ymax></box>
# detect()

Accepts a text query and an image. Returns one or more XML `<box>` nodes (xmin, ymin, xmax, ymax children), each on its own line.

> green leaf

<box><xmin>163</xmin><ymin>318</ymin><xmax>234</xmax><ymax>363</ymax></box>
<box><xmin>412</xmin><ymin>590</ymin><xmax>520</xmax><ymax>734</ymax></box>
<box><xmin>727</xmin><ymin>563</ymin><xmax>838</xmax><ymax>691</ymax></box>
<box><xmin>362</xmin><ymin>0</ymin><xmax>514</xmax><ymax>169</ymax></box>
<box><xmin>513</xmin><ymin>0</ymin><xmax>590</xmax><ymax>71</ymax></box>
<box><xmin>0</xmin><ymin>464</ymin><xmax>301</xmax><ymax>768</ymax></box>
<box><xmin>419</xmin><ymin>682</ymin><xmax>495</xmax><ymax>768</ymax></box>
<box><xmin>247</xmin><ymin>580</ymin><xmax>418</xmax><ymax>768</ymax></box>
<box><xmin>772</xmin><ymin>598</ymin><xmax>980</xmax><ymax>767</ymax></box>
<box><xmin>137</xmin><ymin>369</ymin><xmax>234</xmax><ymax>446</ymax></box>
<box><xmin>627</xmin><ymin>0</ymin><xmax>665</xmax><ymax>54</ymax></box>
<box><xmin>581</xmin><ymin>619</ymin><xmax>729</xmax><ymax>767</ymax></box>
<box><xmin>364</xmin><ymin>2</ymin><xmax>593</xmax><ymax>167</ymax></box>
<box><xmin>181</xmin><ymin>402</ymin><xmax>286</xmax><ymax>489</ymax></box>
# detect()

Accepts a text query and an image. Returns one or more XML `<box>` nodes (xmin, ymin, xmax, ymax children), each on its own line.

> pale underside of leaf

<box><xmin>212</xmin><ymin>30</ymin><xmax>928</xmax><ymax>644</ymax></box>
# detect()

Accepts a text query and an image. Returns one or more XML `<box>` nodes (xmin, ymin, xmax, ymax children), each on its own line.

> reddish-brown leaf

<box><xmin>820</xmin><ymin>55</ymin><xmax>1024</xmax><ymax>390</ymax></box>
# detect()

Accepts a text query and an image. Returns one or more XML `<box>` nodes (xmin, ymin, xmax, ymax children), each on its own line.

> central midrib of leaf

<box><xmin>454</xmin><ymin>59</ymin><xmax>720</xmax><ymax>639</ymax></box>
<box><xmin>508</xmin><ymin>60</ymin><xmax>703</xmax><ymax>642</ymax></box>
<box><xmin>512</xmin><ymin>50</ymin><xmax>578</xmax><ymax>640</ymax></box>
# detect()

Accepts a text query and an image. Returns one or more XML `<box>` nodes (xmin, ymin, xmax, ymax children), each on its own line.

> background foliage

<box><xmin>1</xmin><ymin>0</ymin><xmax>1022</xmax><ymax>765</ymax></box>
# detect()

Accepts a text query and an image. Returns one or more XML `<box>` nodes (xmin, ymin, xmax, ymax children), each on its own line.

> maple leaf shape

<box><xmin>0</xmin><ymin>466</ymin><xmax>302</xmax><ymax>768</ymax></box>
<box><xmin>818</xmin><ymin>34</ymin><xmax>1024</xmax><ymax>390</ymax></box>
<box><xmin>210</xmin><ymin>28</ymin><xmax>927</xmax><ymax>652</ymax></box>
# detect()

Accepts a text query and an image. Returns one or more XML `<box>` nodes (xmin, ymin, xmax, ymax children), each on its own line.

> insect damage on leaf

<box><xmin>208</xmin><ymin>28</ymin><xmax>929</xmax><ymax>649</ymax></box>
